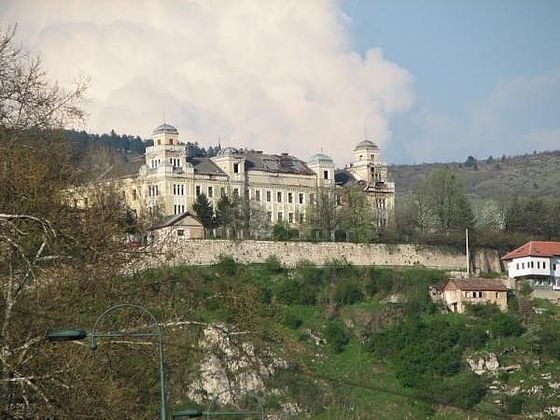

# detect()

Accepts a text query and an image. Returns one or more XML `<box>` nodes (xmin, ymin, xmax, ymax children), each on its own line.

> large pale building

<box><xmin>110</xmin><ymin>123</ymin><xmax>394</xmax><ymax>230</ymax></box>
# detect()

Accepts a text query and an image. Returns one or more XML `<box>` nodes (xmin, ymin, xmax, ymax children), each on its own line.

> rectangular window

<box><xmin>310</xmin><ymin>193</ymin><xmax>315</xmax><ymax>204</ymax></box>
<box><xmin>288</xmin><ymin>212</ymin><xmax>294</xmax><ymax>223</ymax></box>
<box><xmin>299</xmin><ymin>213</ymin><xmax>304</xmax><ymax>224</ymax></box>
<box><xmin>277</xmin><ymin>191</ymin><xmax>282</xmax><ymax>202</ymax></box>
<box><xmin>255</xmin><ymin>190</ymin><xmax>261</xmax><ymax>202</ymax></box>
<box><xmin>522</xmin><ymin>263</ymin><xmax>525</xmax><ymax>269</ymax></box>
<box><xmin>277</xmin><ymin>212</ymin><xmax>283</xmax><ymax>222</ymax></box>
<box><xmin>554</xmin><ymin>263</ymin><xmax>557</xmax><ymax>271</ymax></box>
<box><xmin>543</xmin><ymin>262</ymin><xmax>546</xmax><ymax>269</ymax></box>
<box><xmin>267</xmin><ymin>211</ymin><xmax>272</xmax><ymax>222</ymax></box>
<box><xmin>537</xmin><ymin>261</ymin><xmax>540</xmax><ymax>269</ymax></box>
<box><xmin>221</xmin><ymin>187</ymin><xmax>226</xmax><ymax>197</ymax></box>
<box><xmin>323</xmin><ymin>170</ymin><xmax>329</xmax><ymax>180</ymax></box>
<box><xmin>177</xmin><ymin>229</ymin><xmax>184</xmax><ymax>237</ymax></box>
<box><xmin>208</xmin><ymin>186</ymin><xmax>213</xmax><ymax>198</ymax></box>
<box><xmin>298</xmin><ymin>193</ymin><xmax>304</xmax><ymax>204</ymax></box>
<box><xmin>288</xmin><ymin>192</ymin><xmax>293</xmax><ymax>204</ymax></box>
<box><xmin>196</xmin><ymin>185</ymin><xmax>201</xmax><ymax>196</ymax></box>
<box><xmin>233</xmin><ymin>163</ymin><xmax>239</xmax><ymax>173</ymax></box>
<box><xmin>132</xmin><ymin>189</ymin><xmax>137</xmax><ymax>200</ymax></box>
<box><xmin>266</xmin><ymin>191</ymin><xmax>271</xmax><ymax>202</ymax></box>
<box><xmin>233</xmin><ymin>188</ymin><xmax>239</xmax><ymax>197</ymax></box>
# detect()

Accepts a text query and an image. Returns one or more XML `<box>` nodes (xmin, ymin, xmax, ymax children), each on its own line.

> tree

<box><xmin>417</xmin><ymin>167</ymin><xmax>474</xmax><ymax>232</ymax></box>
<box><xmin>0</xmin><ymin>26</ymin><xmax>87</xmax><ymax>131</ymax></box>
<box><xmin>192</xmin><ymin>193</ymin><xmax>215</xmax><ymax>234</ymax></box>
<box><xmin>0</xmin><ymin>26</ymin><xmax>140</xmax><ymax>417</ymax></box>
<box><xmin>337</xmin><ymin>187</ymin><xmax>377</xmax><ymax>243</ymax></box>
<box><xmin>305</xmin><ymin>188</ymin><xmax>337</xmax><ymax>241</ymax></box>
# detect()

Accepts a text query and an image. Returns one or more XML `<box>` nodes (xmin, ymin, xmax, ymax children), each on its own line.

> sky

<box><xmin>0</xmin><ymin>0</ymin><xmax>558</xmax><ymax>165</ymax></box>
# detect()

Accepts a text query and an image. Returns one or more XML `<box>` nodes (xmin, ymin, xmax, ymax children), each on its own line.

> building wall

<box><xmin>443</xmin><ymin>283</ymin><xmax>507</xmax><ymax>313</ymax></box>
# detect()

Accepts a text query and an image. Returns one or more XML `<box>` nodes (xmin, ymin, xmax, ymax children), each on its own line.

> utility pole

<box><xmin>466</xmin><ymin>228</ymin><xmax>470</xmax><ymax>277</ymax></box>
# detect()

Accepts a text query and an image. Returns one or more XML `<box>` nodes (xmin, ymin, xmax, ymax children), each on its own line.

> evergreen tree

<box><xmin>192</xmin><ymin>193</ymin><xmax>214</xmax><ymax>234</ymax></box>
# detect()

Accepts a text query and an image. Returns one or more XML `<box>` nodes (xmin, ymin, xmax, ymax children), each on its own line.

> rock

<box><xmin>466</xmin><ymin>352</ymin><xmax>500</xmax><ymax>375</ymax></box>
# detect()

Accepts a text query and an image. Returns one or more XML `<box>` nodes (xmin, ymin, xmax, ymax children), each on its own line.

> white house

<box><xmin>502</xmin><ymin>241</ymin><xmax>560</xmax><ymax>290</ymax></box>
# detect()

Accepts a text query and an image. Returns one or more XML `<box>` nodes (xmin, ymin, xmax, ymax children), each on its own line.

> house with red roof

<box><xmin>501</xmin><ymin>241</ymin><xmax>560</xmax><ymax>290</ymax></box>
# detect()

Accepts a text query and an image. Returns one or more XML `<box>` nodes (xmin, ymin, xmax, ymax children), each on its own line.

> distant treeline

<box><xmin>64</xmin><ymin>129</ymin><xmax>220</xmax><ymax>158</ymax></box>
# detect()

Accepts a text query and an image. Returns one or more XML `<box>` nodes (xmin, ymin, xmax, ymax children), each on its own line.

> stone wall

<box><xmin>140</xmin><ymin>239</ymin><xmax>501</xmax><ymax>272</ymax></box>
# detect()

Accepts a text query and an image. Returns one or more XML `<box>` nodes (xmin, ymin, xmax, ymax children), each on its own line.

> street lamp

<box><xmin>47</xmin><ymin>304</ymin><xmax>167</xmax><ymax>420</ymax></box>
<box><xmin>173</xmin><ymin>389</ymin><xmax>264</xmax><ymax>419</ymax></box>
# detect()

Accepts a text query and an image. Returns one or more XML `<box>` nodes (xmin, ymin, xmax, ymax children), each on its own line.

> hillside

<box><xmin>390</xmin><ymin>150</ymin><xmax>560</xmax><ymax>201</ymax></box>
<box><xmin>42</xmin><ymin>259</ymin><xmax>560</xmax><ymax>418</ymax></box>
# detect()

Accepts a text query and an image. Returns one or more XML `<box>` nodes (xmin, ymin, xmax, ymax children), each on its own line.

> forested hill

<box><xmin>390</xmin><ymin>151</ymin><xmax>560</xmax><ymax>201</ymax></box>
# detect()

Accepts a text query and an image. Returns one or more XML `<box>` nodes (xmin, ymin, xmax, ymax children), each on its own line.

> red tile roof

<box><xmin>501</xmin><ymin>241</ymin><xmax>560</xmax><ymax>260</ymax></box>
<box><xmin>444</xmin><ymin>278</ymin><xmax>508</xmax><ymax>292</ymax></box>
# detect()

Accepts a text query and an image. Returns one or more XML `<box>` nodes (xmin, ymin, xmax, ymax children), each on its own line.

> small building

<box><xmin>502</xmin><ymin>241</ymin><xmax>560</xmax><ymax>290</ymax></box>
<box><xmin>150</xmin><ymin>212</ymin><xmax>204</xmax><ymax>241</ymax></box>
<box><xmin>442</xmin><ymin>278</ymin><xmax>508</xmax><ymax>313</ymax></box>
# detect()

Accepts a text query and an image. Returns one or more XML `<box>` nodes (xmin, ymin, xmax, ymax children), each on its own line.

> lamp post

<box><xmin>47</xmin><ymin>304</ymin><xmax>167</xmax><ymax>420</ymax></box>
<box><xmin>173</xmin><ymin>388</ymin><xmax>264</xmax><ymax>419</ymax></box>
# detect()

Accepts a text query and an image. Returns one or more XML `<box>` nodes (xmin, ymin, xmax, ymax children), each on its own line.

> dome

<box><xmin>152</xmin><ymin>123</ymin><xmax>179</xmax><ymax>136</ymax></box>
<box><xmin>354</xmin><ymin>140</ymin><xmax>378</xmax><ymax>150</ymax></box>
<box><xmin>218</xmin><ymin>147</ymin><xmax>238</xmax><ymax>156</ymax></box>
<box><xmin>307</xmin><ymin>153</ymin><xmax>333</xmax><ymax>164</ymax></box>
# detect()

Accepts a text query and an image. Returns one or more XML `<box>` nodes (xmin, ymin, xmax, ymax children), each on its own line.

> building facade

<box><xmin>502</xmin><ymin>241</ymin><xmax>560</xmax><ymax>290</ymax></box>
<box><xmin>442</xmin><ymin>278</ymin><xmax>508</xmax><ymax>313</ymax></box>
<box><xmin>108</xmin><ymin>123</ymin><xmax>394</xmax><ymax>231</ymax></box>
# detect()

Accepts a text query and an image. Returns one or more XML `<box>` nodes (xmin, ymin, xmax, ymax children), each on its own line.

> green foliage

<box><xmin>192</xmin><ymin>193</ymin><xmax>215</xmax><ymax>231</ymax></box>
<box><xmin>505</xmin><ymin>395</ymin><xmax>525</xmax><ymax>415</ymax></box>
<box><xmin>432</xmin><ymin>372</ymin><xmax>486</xmax><ymax>409</ymax></box>
<box><xmin>276</xmin><ymin>278</ymin><xmax>317</xmax><ymax>305</ymax></box>
<box><xmin>537</xmin><ymin>324</ymin><xmax>560</xmax><ymax>359</ymax></box>
<box><xmin>272</xmin><ymin>221</ymin><xmax>292</xmax><ymax>241</ymax></box>
<box><xmin>334</xmin><ymin>281</ymin><xmax>363</xmax><ymax>306</ymax></box>
<box><xmin>325</xmin><ymin>318</ymin><xmax>350</xmax><ymax>353</ymax></box>
<box><xmin>215</xmin><ymin>255</ymin><xmax>238</xmax><ymax>276</ymax></box>
<box><xmin>489</xmin><ymin>312</ymin><xmax>524</xmax><ymax>337</ymax></box>
<box><xmin>263</xmin><ymin>255</ymin><xmax>283</xmax><ymax>273</ymax></box>
<box><xmin>337</xmin><ymin>187</ymin><xmax>377</xmax><ymax>243</ymax></box>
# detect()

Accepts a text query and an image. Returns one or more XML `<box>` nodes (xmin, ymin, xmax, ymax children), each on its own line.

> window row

<box><xmin>266</xmin><ymin>211</ymin><xmax>304</xmax><ymax>224</ymax></box>
<box><xmin>255</xmin><ymin>190</ymin><xmax>307</xmax><ymax>204</ymax></box>
<box><xmin>516</xmin><ymin>261</ymin><xmax>547</xmax><ymax>270</ymax></box>
<box><xmin>173</xmin><ymin>204</ymin><xmax>185</xmax><ymax>214</ymax></box>
<box><xmin>148</xmin><ymin>185</ymin><xmax>159</xmax><ymax>197</ymax></box>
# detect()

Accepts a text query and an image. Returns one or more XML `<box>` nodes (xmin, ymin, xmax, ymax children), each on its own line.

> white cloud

<box><xmin>1</xmin><ymin>0</ymin><xmax>414</xmax><ymax>165</ymax></box>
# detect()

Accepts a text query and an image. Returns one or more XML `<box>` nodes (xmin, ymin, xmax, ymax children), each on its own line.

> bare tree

<box><xmin>0</xmin><ymin>25</ymin><xmax>88</xmax><ymax>131</ymax></box>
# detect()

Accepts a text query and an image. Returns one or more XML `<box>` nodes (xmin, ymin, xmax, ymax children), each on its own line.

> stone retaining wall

<box><xmin>139</xmin><ymin>239</ymin><xmax>501</xmax><ymax>272</ymax></box>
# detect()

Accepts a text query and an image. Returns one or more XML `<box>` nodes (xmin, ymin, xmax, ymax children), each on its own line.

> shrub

<box><xmin>490</xmin><ymin>313</ymin><xmax>523</xmax><ymax>337</ymax></box>
<box><xmin>263</xmin><ymin>255</ymin><xmax>283</xmax><ymax>273</ymax></box>
<box><xmin>325</xmin><ymin>319</ymin><xmax>350</xmax><ymax>353</ymax></box>
<box><xmin>505</xmin><ymin>395</ymin><xmax>524</xmax><ymax>415</ymax></box>
<box><xmin>281</xmin><ymin>312</ymin><xmax>303</xmax><ymax>330</ymax></box>
<box><xmin>276</xmin><ymin>279</ymin><xmax>316</xmax><ymax>305</ymax></box>
<box><xmin>334</xmin><ymin>281</ymin><xmax>363</xmax><ymax>306</ymax></box>
<box><xmin>215</xmin><ymin>255</ymin><xmax>238</xmax><ymax>276</ymax></box>
<box><xmin>272</xmin><ymin>222</ymin><xmax>292</xmax><ymax>241</ymax></box>
<box><xmin>433</xmin><ymin>372</ymin><xmax>486</xmax><ymax>409</ymax></box>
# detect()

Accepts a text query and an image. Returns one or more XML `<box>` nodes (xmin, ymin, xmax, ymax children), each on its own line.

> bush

<box><xmin>281</xmin><ymin>312</ymin><xmax>303</xmax><ymax>330</ymax></box>
<box><xmin>272</xmin><ymin>222</ymin><xmax>292</xmax><ymax>241</ymax></box>
<box><xmin>334</xmin><ymin>281</ymin><xmax>363</xmax><ymax>306</ymax></box>
<box><xmin>263</xmin><ymin>255</ymin><xmax>283</xmax><ymax>273</ymax></box>
<box><xmin>505</xmin><ymin>395</ymin><xmax>524</xmax><ymax>414</ymax></box>
<box><xmin>325</xmin><ymin>319</ymin><xmax>350</xmax><ymax>353</ymax></box>
<box><xmin>433</xmin><ymin>372</ymin><xmax>486</xmax><ymax>409</ymax></box>
<box><xmin>490</xmin><ymin>313</ymin><xmax>523</xmax><ymax>337</ymax></box>
<box><xmin>276</xmin><ymin>279</ymin><xmax>316</xmax><ymax>305</ymax></box>
<box><xmin>215</xmin><ymin>255</ymin><xmax>238</xmax><ymax>276</ymax></box>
